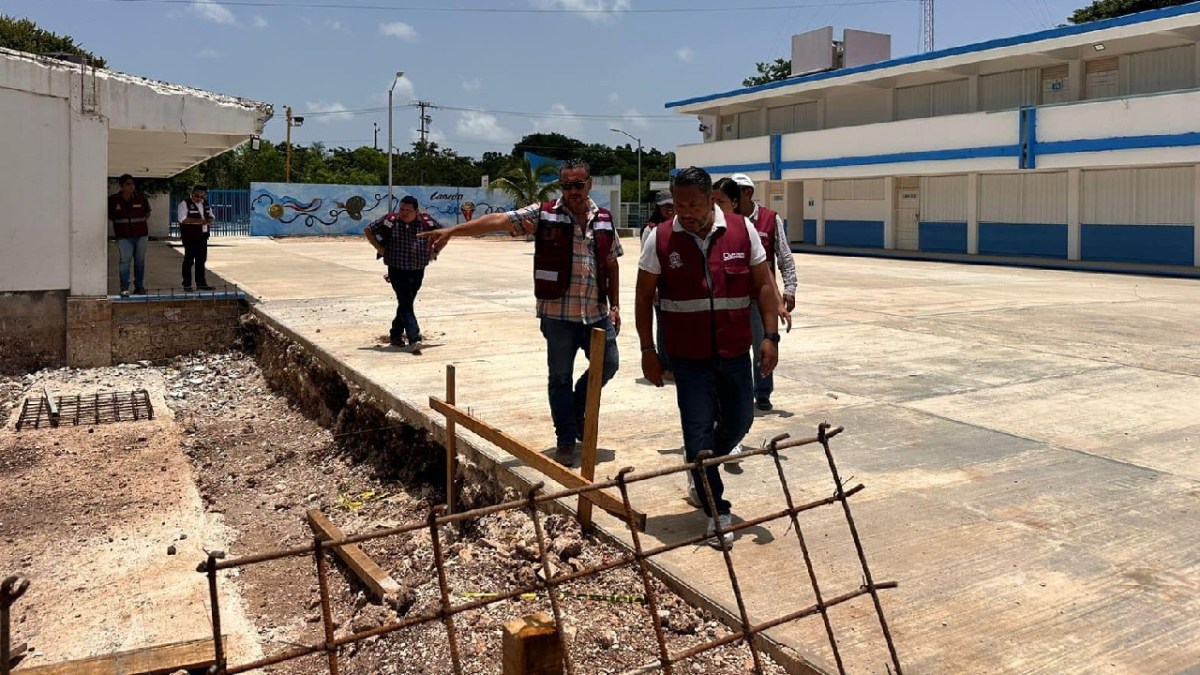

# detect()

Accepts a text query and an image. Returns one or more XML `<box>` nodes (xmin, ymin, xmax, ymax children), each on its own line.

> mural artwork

<box><xmin>250</xmin><ymin>182</ymin><xmax>610</xmax><ymax>237</ymax></box>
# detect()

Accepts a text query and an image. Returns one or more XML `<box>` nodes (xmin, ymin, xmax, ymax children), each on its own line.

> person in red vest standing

<box><xmin>178</xmin><ymin>185</ymin><xmax>216</xmax><ymax>292</ymax></box>
<box><xmin>635</xmin><ymin>167</ymin><xmax>781</xmax><ymax>548</ymax></box>
<box><xmin>420</xmin><ymin>160</ymin><xmax>621</xmax><ymax>466</ymax></box>
<box><xmin>730</xmin><ymin>173</ymin><xmax>798</xmax><ymax>412</ymax></box>
<box><xmin>107</xmin><ymin>174</ymin><xmax>151</xmax><ymax>297</ymax></box>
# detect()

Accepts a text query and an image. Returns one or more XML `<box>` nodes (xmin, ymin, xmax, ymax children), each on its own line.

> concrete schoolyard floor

<box><xmin>204</xmin><ymin>235</ymin><xmax>1199</xmax><ymax>674</ymax></box>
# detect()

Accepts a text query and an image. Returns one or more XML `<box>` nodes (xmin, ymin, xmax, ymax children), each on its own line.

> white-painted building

<box><xmin>0</xmin><ymin>47</ymin><xmax>271</xmax><ymax>368</ymax></box>
<box><xmin>667</xmin><ymin>3</ymin><xmax>1200</xmax><ymax>270</ymax></box>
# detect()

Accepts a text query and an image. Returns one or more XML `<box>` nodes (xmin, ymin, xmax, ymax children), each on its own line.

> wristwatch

<box><xmin>763</xmin><ymin>332</ymin><xmax>781</xmax><ymax>344</ymax></box>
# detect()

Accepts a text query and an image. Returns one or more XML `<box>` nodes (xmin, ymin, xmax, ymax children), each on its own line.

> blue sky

<box><xmin>8</xmin><ymin>0</ymin><xmax>1090</xmax><ymax>157</ymax></box>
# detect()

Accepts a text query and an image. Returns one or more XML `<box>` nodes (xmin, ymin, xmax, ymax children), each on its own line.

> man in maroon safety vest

<box><xmin>107</xmin><ymin>174</ymin><xmax>152</xmax><ymax>297</ymax></box>
<box><xmin>730</xmin><ymin>173</ymin><xmax>798</xmax><ymax>412</ymax></box>
<box><xmin>635</xmin><ymin>166</ymin><xmax>781</xmax><ymax>548</ymax></box>
<box><xmin>420</xmin><ymin>160</ymin><xmax>622</xmax><ymax>466</ymax></box>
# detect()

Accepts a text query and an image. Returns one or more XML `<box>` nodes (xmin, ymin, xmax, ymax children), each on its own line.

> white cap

<box><xmin>729</xmin><ymin>173</ymin><xmax>755</xmax><ymax>189</ymax></box>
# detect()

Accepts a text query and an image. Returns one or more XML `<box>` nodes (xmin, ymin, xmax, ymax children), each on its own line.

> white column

<box><xmin>1194</xmin><ymin>164</ymin><xmax>1200</xmax><ymax>267</ymax></box>
<box><xmin>967</xmin><ymin>172</ymin><xmax>980</xmax><ymax>254</ymax></box>
<box><xmin>1067</xmin><ymin>169</ymin><xmax>1082</xmax><ymax>261</ymax></box>
<box><xmin>1068</xmin><ymin>60</ymin><xmax>1083</xmax><ymax>101</ymax></box>
<box><xmin>69</xmin><ymin>112</ymin><xmax>109</xmax><ymax>297</ymax></box>
<box><xmin>814</xmin><ymin>179</ymin><xmax>826</xmax><ymax>246</ymax></box>
<box><xmin>883</xmin><ymin>176</ymin><xmax>897</xmax><ymax>249</ymax></box>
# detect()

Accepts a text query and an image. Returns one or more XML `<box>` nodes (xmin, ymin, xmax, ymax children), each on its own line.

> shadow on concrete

<box><xmin>107</xmin><ymin>238</ymin><xmax>234</xmax><ymax>295</ymax></box>
<box><xmin>645</xmin><ymin>512</ymin><xmax>776</xmax><ymax>548</ymax></box>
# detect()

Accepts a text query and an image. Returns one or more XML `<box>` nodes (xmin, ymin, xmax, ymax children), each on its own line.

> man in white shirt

<box><xmin>635</xmin><ymin>167</ymin><xmax>781</xmax><ymax>548</ymax></box>
<box><xmin>177</xmin><ymin>185</ymin><xmax>215</xmax><ymax>291</ymax></box>
<box><xmin>729</xmin><ymin>173</ymin><xmax>798</xmax><ymax>411</ymax></box>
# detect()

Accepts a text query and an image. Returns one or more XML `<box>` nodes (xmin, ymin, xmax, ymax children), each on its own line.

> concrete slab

<box><xmin>205</xmin><ymin>238</ymin><xmax>1200</xmax><ymax>674</ymax></box>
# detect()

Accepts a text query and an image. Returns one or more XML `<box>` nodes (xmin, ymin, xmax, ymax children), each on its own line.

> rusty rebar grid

<box><xmin>198</xmin><ymin>424</ymin><xmax>900</xmax><ymax>675</ymax></box>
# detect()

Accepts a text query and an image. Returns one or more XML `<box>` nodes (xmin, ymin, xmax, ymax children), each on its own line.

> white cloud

<box><xmin>379</xmin><ymin>21</ymin><xmax>419</xmax><ymax>42</ymax></box>
<box><xmin>607</xmin><ymin>92</ymin><xmax>621</xmax><ymax>104</ymax></box>
<box><xmin>195</xmin><ymin>47</ymin><xmax>223</xmax><ymax>59</ymax></box>
<box><xmin>304</xmin><ymin>100</ymin><xmax>353</xmax><ymax>123</ymax></box>
<box><xmin>462</xmin><ymin>78</ymin><xmax>482</xmax><ymax>92</ymax></box>
<box><xmin>252</xmin><ymin>14</ymin><xmax>269</xmax><ymax>28</ymax></box>
<box><xmin>455</xmin><ymin>111</ymin><xmax>515</xmax><ymax>144</ymax></box>
<box><xmin>328</xmin><ymin>19</ymin><xmax>346</xmax><ymax>32</ymax></box>
<box><xmin>367</xmin><ymin>75</ymin><xmax>416</xmax><ymax>104</ymax></box>
<box><xmin>531</xmin><ymin>0</ymin><xmax>631</xmax><ymax>24</ymax></box>
<box><xmin>622</xmin><ymin>107</ymin><xmax>650</xmax><ymax>130</ymax></box>
<box><xmin>409</xmin><ymin>127</ymin><xmax>447</xmax><ymax>145</ymax></box>
<box><xmin>187</xmin><ymin>0</ymin><xmax>236</xmax><ymax>25</ymax></box>
<box><xmin>675</xmin><ymin>47</ymin><xmax>695</xmax><ymax>63</ymax></box>
<box><xmin>533</xmin><ymin>103</ymin><xmax>584</xmax><ymax>136</ymax></box>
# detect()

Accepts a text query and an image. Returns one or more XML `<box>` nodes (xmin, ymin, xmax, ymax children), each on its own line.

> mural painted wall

<box><xmin>250</xmin><ymin>182</ymin><xmax>611</xmax><ymax>236</ymax></box>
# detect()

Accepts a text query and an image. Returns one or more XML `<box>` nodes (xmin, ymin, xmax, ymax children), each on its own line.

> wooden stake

<box><xmin>577</xmin><ymin>327</ymin><xmax>606</xmax><ymax>531</ymax></box>
<box><xmin>446</xmin><ymin>364</ymin><xmax>457</xmax><ymax>515</ymax></box>
<box><xmin>19</xmin><ymin>636</ymin><xmax>223</xmax><ymax>675</ymax></box>
<box><xmin>307</xmin><ymin>509</ymin><xmax>401</xmax><ymax>602</ymax></box>
<box><xmin>501</xmin><ymin>612</ymin><xmax>563</xmax><ymax>675</ymax></box>
<box><xmin>429</xmin><ymin>397</ymin><xmax>647</xmax><ymax>531</ymax></box>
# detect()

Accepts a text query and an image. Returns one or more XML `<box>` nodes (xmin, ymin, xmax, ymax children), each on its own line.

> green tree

<box><xmin>1069</xmin><ymin>0</ymin><xmax>1191</xmax><ymax>22</ymax></box>
<box><xmin>489</xmin><ymin>157</ymin><xmax>560</xmax><ymax>207</ymax></box>
<box><xmin>0</xmin><ymin>14</ymin><xmax>107</xmax><ymax>67</ymax></box>
<box><xmin>512</xmin><ymin>133</ymin><xmax>587</xmax><ymax>160</ymax></box>
<box><xmin>742</xmin><ymin>58</ymin><xmax>791</xmax><ymax>87</ymax></box>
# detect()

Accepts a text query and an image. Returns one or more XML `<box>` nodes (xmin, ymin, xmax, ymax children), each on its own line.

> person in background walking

<box><xmin>364</xmin><ymin>195</ymin><xmax>444</xmax><ymax>354</ymax></box>
<box><xmin>108</xmin><ymin>174</ymin><xmax>151</xmax><ymax>297</ymax></box>
<box><xmin>641</xmin><ymin>191</ymin><xmax>676</xmax><ymax>381</ymax></box>
<box><xmin>178</xmin><ymin>185</ymin><xmax>215</xmax><ymax>292</ymax></box>
<box><xmin>729</xmin><ymin>173</ymin><xmax>798</xmax><ymax>412</ymax></box>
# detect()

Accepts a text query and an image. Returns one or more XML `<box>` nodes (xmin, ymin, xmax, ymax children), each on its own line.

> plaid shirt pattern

<box><xmin>369</xmin><ymin>213</ymin><xmax>442</xmax><ymax>270</ymax></box>
<box><xmin>507</xmin><ymin>199</ymin><xmax>623</xmax><ymax>324</ymax></box>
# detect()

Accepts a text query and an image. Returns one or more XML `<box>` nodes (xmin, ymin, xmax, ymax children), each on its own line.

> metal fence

<box><xmin>189</xmin><ymin>423</ymin><xmax>901</xmax><ymax>675</ymax></box>
<box><xmin>169</xmin><ymin>189</ymin><xmax>252</xmax><ymax>237</ymax></box>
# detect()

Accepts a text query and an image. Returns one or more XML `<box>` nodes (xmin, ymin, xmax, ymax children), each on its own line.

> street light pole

<box><xmin>610</xmin><ymin>128</ymin><xmax>642</xmax><ymax>226</ymax></box>
<box><xmin>387</xmin><ymin>71</ymin><xmax>405</xmax><ymax>212</ymax></box>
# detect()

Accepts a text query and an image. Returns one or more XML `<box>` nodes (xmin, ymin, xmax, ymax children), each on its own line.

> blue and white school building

<box><xmin>666</xmin><ymin>3</ymin><xmax>1200</xmax><ymax>270</ymax></box>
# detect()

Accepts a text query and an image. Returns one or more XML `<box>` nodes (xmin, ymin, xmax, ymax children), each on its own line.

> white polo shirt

<box><xmin>638</xmin><ymin>206</ymin><xmax>767</xmax><ymax>274</ymax></box>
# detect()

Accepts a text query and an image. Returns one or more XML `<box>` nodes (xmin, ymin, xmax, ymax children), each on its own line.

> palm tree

<box><xmin>489</xmin><ymin>157</ymin><xmax>560</xmax><ymax>207</ymax></box>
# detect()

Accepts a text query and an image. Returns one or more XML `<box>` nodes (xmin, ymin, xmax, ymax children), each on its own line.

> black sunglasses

<box><xmin>560</xmin><ymin>180</ymin><xmax>589</xmax><ymax>191</ymax></box>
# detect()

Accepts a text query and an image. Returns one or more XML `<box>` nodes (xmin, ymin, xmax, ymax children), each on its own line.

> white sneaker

<box><xmin>726</xmin><ymin>443</ymin><xmax>745</xmax><ymax>464</ymax></box>
<box><xmin>685</xmin><ymin>471</ymin><xmax>702</xmax><ymax>508</ymax></box>
<box><xmin>408</xmin><ymin>340</ymin><xmax>423</xmax><ymax>355</ymax></box>
<box><xmin>706</xmin><ymin>514</ymin><xmax>733</xmax><ymax>548</ymax></box>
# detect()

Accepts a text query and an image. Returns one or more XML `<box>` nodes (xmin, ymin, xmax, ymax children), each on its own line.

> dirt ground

<box><xmin>1</xmin><ymin>351</ymin><xmax>790</xmax><ymax>674</ymax></box>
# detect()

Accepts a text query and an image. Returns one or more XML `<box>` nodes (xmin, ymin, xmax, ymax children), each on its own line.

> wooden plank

<box><xmin>19</xmin><ymin>637</ymin><xmax>222</xmax><ymax>675</ymax></box>
<box><xmin>428</xmin><ymin>397</ymin><xmax>647</xmax><ymax>531</ymax></box>
<box><xmin>501</xmin><ymin>612</ymin><xmax>563</xmax><ymax>675</ymax></box>
<box><xmin>307</xmin><ymin>509</ymin><xmax>402</xmax><ymax>602</ymax></box>
<box><xmin>577</xmin><ymin>328</ymin><xmax>607</xmax><ymax>531</ymax></box>
<box><xmin>446</xmin><ymin>364</ymin><xmax>457</xmax><ymax>514</ymax></box>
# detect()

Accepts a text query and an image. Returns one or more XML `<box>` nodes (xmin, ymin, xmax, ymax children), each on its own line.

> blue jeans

<box><xmin>750</xmin><ymin>300</ymin><xmax>773</xmax><ymax>400</ymax></box>
<box><xmin>117</xmin><ymin>236</ymin><xmax>147</xmax><ymax>290</ymax></box>
<box><xmin>388</xmin><ymin>267</ymin><xmax>425</xmax><ymax>344</ymax></box>
<box><xmin>672</xmin><ymin>352</ymin><xmax>754</xmax><ymax>516</ymax></box>
<box><xmin>539</xmin><ymin>316</ymin><xmax>620</xmax><ymax>447</ymax></box>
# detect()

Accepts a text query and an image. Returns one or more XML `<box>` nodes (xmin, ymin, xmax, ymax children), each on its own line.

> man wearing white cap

<box><xmin>729</xmin><ymin>173</ymin><xmax>798</xmax><ymax>412</ymax></box>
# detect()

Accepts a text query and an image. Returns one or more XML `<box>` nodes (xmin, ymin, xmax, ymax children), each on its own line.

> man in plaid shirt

<box><xmin>365</xmin><ymin>195</ymin><xmax>445</xmax><ymax>354</ymax></box>
<box><xmin>421</xmin><ymin>160</ymin><xmax>621</xmax><ymax>463</ymax></box>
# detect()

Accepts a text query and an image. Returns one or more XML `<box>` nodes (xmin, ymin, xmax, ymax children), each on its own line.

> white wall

<box><xmin>824</xmin><ymin>178</ymin><xmax>887</xmax><ymax>222</ymax></box>
<box><xmin>674</xmin><ymin>136</ymin><xmax>770</xmax><ymax>178</ymax></box>
<box><xmin>0</xmin><ymin>87</ymin><xmax>72</xmax><ymax>292</ymax></box>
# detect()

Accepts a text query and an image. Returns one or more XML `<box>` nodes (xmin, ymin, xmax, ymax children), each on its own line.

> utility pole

<box><xmin>284</xmin><ymin>108</ymin><xmax>305</xmax><ymax>183</ymax></box>
<box><xmin>921</xmin><ymin>0</ymin><xmax>935</xmax><ymax>53</ymax></box>
<box><xmin>373</xmin><ymin>122</ymin><xmax>379</xmax><ymax>151</ymax></box>
<box><xmin>285</xmin><ymin>106</ymin><xmax>292</xmax><ymax>183</ymax></box>
<box><xmin>416</xmin><ymin>101</ymin><xmax>434</xmax><ymax>144</ymax></box>
<box><xmin>416</xmin><ymin>101</ymin><xmax>434</xmax><ymax>184</ymax></box>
